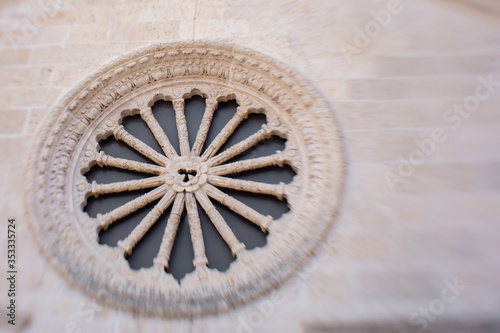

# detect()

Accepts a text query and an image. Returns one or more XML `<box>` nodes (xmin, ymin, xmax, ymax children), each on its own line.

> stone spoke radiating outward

<box><xmin>95</xmin><ymin>151</ymin><xmax>164</xmax><ymax>175</ymax></box>
<box><xmin>204</xmin><ymin>184</ymin><xmax>273</xmax><ymax>232</ymax></box>
<box><xmin>185</xmin><ymin>192</ymin><xmax>208</xmax><ymax>267</ymax></box>
<box><xmin>194</xmin><ymin>188</ymin><xmax>245</xmax><ymax>256</ymax></box>
<box><xmin>96</xmin><ymin>184</ymin><xmax>169</xmax><ymax>231</ymax></box>
<box><xmin>209</xmin><ymin>151</ymin><xmax>287</xmax><ymax>176</ymax></box>
<box><xmin>201</xmin><ymin>107</ymin><xmax>248</xmax><ymax>159</ymax></box>
<box><xmin>118</xmin><ymin>189</ymin><xmax>176</xmax><ymax>255</ymax></box>
<box><xmin>173</xmin><ymin>99</ymin><xmax>191</xmax><ymax>156</ymax></box>
<box><xmin>90</xmin><ymin>176</ymin><xmax>164</xmax><ymax>198</ymax></box>
<box><xmin>154</xmin><ymin>193</ymin><xmax>186</xmax><ymax>269</ymax></box>
<box><xmin>208</xmin><ymin>123</ymin><xmax>273</xmax><ymax>167</ymax></box>
<box><xmin>191</xmin><ymin>98</ymin><xmax>217</xmax><ymax>156</ymax></box>
<box><xmin>207</xmin><ymin>175</ymin><xmax>286</xmax><ymax>201</ymax></box>
<box><xmin>113</xmin><ymin>125</ymin><xmax>169</xmax><ymax>166</ymax></box>
<box><xmin>140</xmin><ymin>107</ymin><xmax>178</xmax><ymax>159</ymax></box>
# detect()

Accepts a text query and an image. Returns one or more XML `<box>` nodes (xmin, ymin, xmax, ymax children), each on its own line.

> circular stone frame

<box><xmin>25</xmin><ymin>41</ymin><xmax>344</xmax><ymax>316</ymax></box>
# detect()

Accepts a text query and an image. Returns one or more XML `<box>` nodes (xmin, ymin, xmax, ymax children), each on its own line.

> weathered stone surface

<box><xmin>0</xmin><ymin>0</ymin><xmax>498</xmax><ymax>332</ymax></box>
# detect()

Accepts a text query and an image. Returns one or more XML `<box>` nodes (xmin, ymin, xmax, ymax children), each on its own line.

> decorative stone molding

<box><xmin>25</xmin><ymin>41</ymin><xmax>344</xmax><ymax>316</ymax></box>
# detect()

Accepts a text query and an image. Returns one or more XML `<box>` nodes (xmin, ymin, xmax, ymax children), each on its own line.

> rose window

<box><xmin>26</xmin><ymin>42</ymin><xmax>344</xmax><ymax>316</ymax></box>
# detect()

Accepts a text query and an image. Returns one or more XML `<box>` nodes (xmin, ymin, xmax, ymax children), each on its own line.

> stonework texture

<box><xmin>0</xmin><ymin>0</ymin><xmax>499</xmax><ymax>332</ymax></box>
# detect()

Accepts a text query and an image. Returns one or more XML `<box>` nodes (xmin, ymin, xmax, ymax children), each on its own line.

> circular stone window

<box><xmin>26</xmin><ymin>42</ymin><xmax>344</xmax><ymax>316</ymax></box>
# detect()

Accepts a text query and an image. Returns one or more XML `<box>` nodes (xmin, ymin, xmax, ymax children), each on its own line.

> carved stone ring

<box><xmin>25</xmin><ymin>41</ymin><xmax>344</xmax><ymax>316</ymax></box>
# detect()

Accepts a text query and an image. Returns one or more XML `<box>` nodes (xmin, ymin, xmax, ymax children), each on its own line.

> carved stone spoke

<box><xmin>208</xmin><ymin>124</ymin><xmax>273</xmax><ymax>167</ymax></box>
<box><xmin>154</xmin><ymin>192</ymin><xmax>186</xmax><ymax>269</ymax></box>
<box><xmin>96</xmin><ymin>184</ymin><xmax>169</xmax><ymax>231</ymax></box>
<box><xmin>118</xmin><ymin>189</ymin><xmax>176</xmax><ymax>255</ymax></box>
<box><xmin>140</xmin><ymin>107</ymin><xmax>178</xmax><ymax>159</ymax></box>
<box><xmin>204</xmin><ymin>184</ymin><xmax>273</xmax><ymax>232</ymax></box>
<box><xmin>207</xmin><ymin>175</ymin><xmax>286</xmax><ymax>201</ymax></box>
<box><xmin>201</xmin><ymin>107</ymin><xmax>248</xmax><ymax>159</ymax></box>
<box><xmin>95</xmin><ymin>151</ymin><xmax>164</xmax><ymax>175</ymax></box>
<box><xmin>173</xmin><ymin>99</ymin><xmax>191</xmax><ymax>156</ymax></box>
<box><xmin>185</xmin><ymin>192</ymin><xmax>208</xmax><ymax>267</ymax></box>
<box><xmin>208</xmin><ymin>151</ymin><xmax>287</xmax><ymax>176</ymax></box>
<box><xmin>194</xmin><ymin>189</ymin><xmax>245</xmax><ymax>256</ymax></box>
<box><xmin>191</xmin><ymin>98</ymin><xmax>217</xmax><ymax>156</ymax></box>
<box><xmin>113</xmin><ymin>125</ymin><xmax>169</xmax><ymax>166</ymax></box>
<box><xmin>90</xmin><ymin>176</ymin><xmax>164</xmax><ymax>197</ymax></box>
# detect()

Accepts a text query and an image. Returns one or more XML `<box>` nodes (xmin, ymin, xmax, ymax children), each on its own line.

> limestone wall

<box><xmin>0</xmin><ymin>0</ymin><xmax>499</xmax><ymax>332</ymax></box>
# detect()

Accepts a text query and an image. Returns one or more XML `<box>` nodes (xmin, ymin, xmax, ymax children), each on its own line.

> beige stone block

<box><xmin>196</xmin><ymin>0</ymin><xmax>226</xmax><ymax>19</ymax></box>
<box><xmin>50</xmin><ymin>64</ymin><xmax>94</xmax><ymax>87</ymax></box>
<box><xmin>345</xmin><ymin>128</ymin><xmax>432</xmax><ymax>163</ymax></box>
<box><xmin>0</xmin><ymin>109</ymin><xmax>28</xmax><ymax>134</ymax></box>
<box><xmin>43</xmin><ymin>5</ymin><xmax>120</xmax><ymax>27</ymax></box>
<box><xmin>16</xmin><ymin>25</ymin><xmax>68</xmax><ymax>46</ymax></box>
<box><xmin>332</xmin><ymin>164</ymin><xmax>402</xmax><ymax>237</ymax></box>
<box><xmin>0</xmin><ymin>10</ymin><xmax>30</xmax><ymax>32</ymax></box>
<box><xmin>67</xmin><ymin>23</ymin><xmax>109</xmax><ymax>44</ymax></box>
<box><xmin>27</xmin><ymin>107</ymin><xmax>50</xmax><ymax>134</ymax></box>
<box><xmin>307</xmin><ymin>56</ymin><xmax>376</xmax><ymax>80</ymax></box>
<box><xmin>179</xmin><ymin>19</ymin><xmax>194</xmax><ymax>41</ymax></box>
<box><xmin>392</xmin><ymin>161</ymin><xmax>473</xmax><ymax>193</ymax></box>
<box><xmin>471</xmin><ymin>162</ymin><xmax>500</xmax><ymax>191</ymax></box>
<box><xmin>449</xmin><ymin>99</ymin><xmax>500</xmax><ymax>124</ymax></box>
<box><xmin>107</xmin><ymin>21</ymin><xmax>179</xmax><ymax>42</ymax></box>
<box><xmin>0</xmin><ymin>87</ymin><xmax>62</xmax><ymax>108</ymax></box>
<box><xmin>329</xmin><ymin>231</ymin><xmax>395</xmax><ymax>262</ymax></box>
<box><xmin>333</xmin><ymin>99</ymin><xmax>500</xmax><ymax>131</ymax></box>
<box><xmin>367</xmin><ymin>30</ymin><xmax>500</xmax><ymax>58</ymax></box>
<box><xmin>191</xmin><ymin>317</ymin><xmax>238</xmax><ymax>333</ymax></box>
<box><xmin>333</xmin><ymin>100</ymin><xmax>445</xmax><ymax>130</ymax></box>
<box><xmin>73</xmin><ymin>0</ymin><xmax>123</xmax><ymax>6</ymax></box>
<box><xmin>372</xmin><ymin>55</ymin><xmax>500</xmax><ymax>77</ymax></box>
<box><xmin>304</xmin><ymin>272</ymin><xmax>352</xmax><ymax>301</ymax></box>
<box><xmin>0</xmin><ymin>166</ymin><xmax>10</xmax><ymax>199</ymax></box>
<box><xmin>33</xmin><ymin>9</ymin><xmax>85</xmax><ymax>26</ymax></box>
<box><xmin>426</xmin><ymin>124</ymin><xmax>500</xmax><ymax>161</ymax></box>
<box><xmin>86</xmin><ymin>4</ymin><xmax>146</xmax><ymax>23</ymax></box>
<box><xmin>353</xmin><ymin>269</ymin><xmax>442</xmax><ymax>301</ymax></box>
<box><xmin>123</xmin><ymin>41</ymin><xmax>150</xmax><ymax>53</ymax></box>
<box><xmin>0</xmin><ymin>136</ymin><xmax>33</xmax><ymax>166</ymax></box>
<box><xmin>194</xmin><ymin>18</ymin><xmax>252</xmax><ymax>39</ymax></box>
<box><xmin>0</xmin><ymin>66</ymin><xmax>53</xmax><ymax>87</ymax></box>
<box><xmin>343</xmin><ymin>1</ymin><xmax>500</xmax><ymax>57</ymax></box>
<box><xmin>136</xmin><ymin>1</ymin><xmax>196</xmax><ymax>22</ymax></box>
<box><xmin>31</xmin><ymin>44</ymin><xmax>123</xmax><ymax>66</ymax></box>
<box><xmin>346</xmin><ymin>78</ymin><xmax>476</xmax><ymax>100</ymax></box>
<box><xmin>311</xmin><ymin>79</ymin><xmax>351</xmax><ymax>101</ymax></box>
<box><xmin>0</xmin><ymin>49</ymin><xmax>31</xmax><ymax>67</ymax></box>
<box><xmin>271</xmin><ymin>3</ymin><xmax>358</xmax><ymax>46</ymax></box>
<box><xmin>397</xmin><ymin>227</ymin><xmax>496</xmax><ymax>271</ymax></box>
<box><xmin>224</xmin><ymin>0</ymin><xmax>279</xmax><ymax>20</ymax></box>
<box><xmin>394</xmin><ymin>161</ymin><xmax>500</xmax><ymax>193</ymax></box>
<box><xmin>384</xmin><ymin>192</ymin><xmax>500</xmax><ymax>233</ymax></box>
<box><xmin>35</xmin><ymin>3</ymin><xmax>115</xmax><ymax>26</ymax></box>
<box><xmin>234</xmin><ymin>36</ymin><xmax>301</xmax><ymax>70</ymax></box>
<box><xmin>1</xmin><ymin>163</ymin><xmax>26</xmax><ymax>217</ymax></box>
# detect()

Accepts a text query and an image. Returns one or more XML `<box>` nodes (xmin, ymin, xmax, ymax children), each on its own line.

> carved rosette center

<box><xmin>168</xmin><ymin>156</ymin><xmax>208</xmax><ymax>193</ymax></box>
